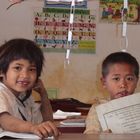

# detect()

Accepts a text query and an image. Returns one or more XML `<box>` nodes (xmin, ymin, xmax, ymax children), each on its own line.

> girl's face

<box><xmin>2</xmin><ymin>59</ymin><xmax>37</xmax><ymax>96</ymax></box>
<box><xmin>101</xmin><ymin>63</ymin><xmax>138</xmax><ymax>100</ymax></box>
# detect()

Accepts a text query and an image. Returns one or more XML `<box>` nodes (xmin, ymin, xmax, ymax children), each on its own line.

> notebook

<box><xmin>0</xmin><ymin>131</ymin><xmax>53</xmax><ymax>139</ymax></box>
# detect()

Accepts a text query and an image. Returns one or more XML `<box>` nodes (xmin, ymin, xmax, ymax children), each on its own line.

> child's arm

<box><xmin>0</xmin><ymin>112</ymin><xmax>59</xmax><ymax>138</ymax></box>
<box><xmin>84</xmin><ymin>105</ymin><xmax>101</xmax><ymax>134</ymax></box>
<box><xmin>103</xmin><ymin>129</ymin><xmax>112</xmax><ymax>133</ymax></box>
<box><xmin>33</xmin><ymin>79</ymin><xmax>53</xmax><ymax>121</ymax></box>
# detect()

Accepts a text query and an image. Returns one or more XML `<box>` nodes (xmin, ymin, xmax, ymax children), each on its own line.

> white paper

<box><xmin>60</xmin><ymin>118</ymin><xmax>85</xmax><ymax>126</ymax></box>
<box><xmin>0</xmin><ymin>131</ymin><xmax>53</xmax><ymax>139</ymax></box>
<box><xmin>122</xmin><ymin>22</ymin><xmax>127</xmax><ymax>37</ymax></box>
<box><xmin>69</xmin><ymin>14</ymin><xmax>74</xmax><ymax>24</ymax></box>
<box><xmin>68</xmin><ymin>30</ymin><xmax>72</xmax><ymax>42</ymax></box>
<box><xmin>66</xmin><ymin>49</ymin><xmax>70</xmax><ymax>59</ymax></box>
<box><xmin>53</xmin><ymin>109</ymin><xmax>81</xmax><ymax>119</ymax></box>
<box><xmin>96</xmin><ymin>93</ymin><xmax>140</xmax><ymax>133</ymax></box>
<box><xmin>123</xmin><ymin>0</ymin><xmax>128</xmax><ymax>8</ymax></box>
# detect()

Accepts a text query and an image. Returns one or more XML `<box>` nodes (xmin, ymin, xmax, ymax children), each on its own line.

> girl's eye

<box><xmin>14</xmin><ymin>66</ymin><xmax>21</xmax><ymax>71</ymax></box>
<box><xmin>29</xmin><ymin>67</ymin><xmax>37</xmax><ymax>72</ymax></box>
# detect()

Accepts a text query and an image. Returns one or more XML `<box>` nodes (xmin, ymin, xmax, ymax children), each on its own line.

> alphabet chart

<box><xmin>33</xmin><ymin>2</ymin><xmax>96</xmax><ymax>53</ymax></box>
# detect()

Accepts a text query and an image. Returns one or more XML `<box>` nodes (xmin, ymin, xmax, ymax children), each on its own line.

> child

<box><xmin>84</xmin><ymin>51</ymin><xmax>139</xmax><ymax>134</ymax></box>
<box><xmin>0</xmin><ymin>38</ymin><xmax>59</xmax><ymax>138</ymax></box>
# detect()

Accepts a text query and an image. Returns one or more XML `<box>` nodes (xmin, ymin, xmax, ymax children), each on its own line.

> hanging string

<box><xmin>64</xmin><ymin>0</ymin><xmax>85</xmax><ymax>68</ymax></box>
<box><xmin>64</xmin><ymin>0</ymin><xmax>75</xmax><ymax>68</ymax></box>
<box><xmin>121</xmin><ymin>0</ymin><xmax>128</xmax><ymax>52</ymax></box>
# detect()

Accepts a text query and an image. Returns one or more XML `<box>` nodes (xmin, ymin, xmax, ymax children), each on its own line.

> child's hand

<box><xmin>30</xmin><ymin>121</ymin><xmax>60</xmax><ymax>138</ymax></box>
<box><xmin>33</xmin><ymin>79</ymin><xmax>46</xmax><ymax>96</ymax></box>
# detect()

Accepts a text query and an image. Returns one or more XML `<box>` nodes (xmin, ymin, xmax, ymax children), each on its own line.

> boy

<box><xmin>0</xmin><ymin>38</ymin><xmax>59</xmax><ymax>138</ymax></box>
<box><xmin>84</xmin><ymin>51</ymin><xmax>139</xmax><ymax>134</ymax></box>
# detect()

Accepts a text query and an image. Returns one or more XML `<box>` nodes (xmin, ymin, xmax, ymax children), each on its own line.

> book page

<box><xmin>0</xmin><ymin>131</ymin><xmax>53</xmax><ymax>139</ymax></box>
<box><xmin>95</xmin><ymin>93</ymin><xmax>140</xmax><ymax>133</ymax></box>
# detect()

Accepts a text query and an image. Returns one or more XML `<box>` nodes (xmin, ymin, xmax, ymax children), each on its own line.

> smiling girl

<box><xmin>0</xmin><ymin>38</ymin><xmax>59</xmax><ymax>138</ymax></box>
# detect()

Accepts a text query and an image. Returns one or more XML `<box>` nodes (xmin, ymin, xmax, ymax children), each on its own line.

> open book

<box><xmin>96</xmin><ymin>92</ymin><xmax>140</xmax><ymax>134</ymax></box>
<box><xmin>0</xmin><ymin>131</ymin><xmax>53</xmax><ymax>139</ymax></box>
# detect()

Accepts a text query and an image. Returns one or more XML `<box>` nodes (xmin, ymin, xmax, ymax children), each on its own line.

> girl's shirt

<box><xmin>0</xmin><ymin>82</ymin><xmax>43</xmax><ymax>129</ymax></box>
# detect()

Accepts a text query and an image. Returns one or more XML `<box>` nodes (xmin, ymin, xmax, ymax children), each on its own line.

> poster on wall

<box><xmin>33</xmin><ymin>0</ymin><xmax>96</xmax><ymax>54</ymax></box>
<box><xmin>44</xmin><ymin>0</ymin><xmax>87</xmax><ymax>8</ymax></box>
<box><xmin>99</xmin><ymin>0</ymin><xmax>140</xmax><ymax>23</ymax></box>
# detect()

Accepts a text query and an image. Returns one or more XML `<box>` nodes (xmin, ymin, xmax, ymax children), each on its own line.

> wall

<box><xmin>0</xmin><ymin>0</ymin><xmax>140</xmax><ymax>103</ymax></box>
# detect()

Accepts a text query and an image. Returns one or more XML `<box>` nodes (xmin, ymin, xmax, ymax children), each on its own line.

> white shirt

<box><xmin>0</xmin><ymin>82</ymin><xmax>43</xmax><ymax>126</ymax></box>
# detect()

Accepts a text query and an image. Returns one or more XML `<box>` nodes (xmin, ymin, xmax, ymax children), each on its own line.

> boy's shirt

<box><xmin>0</xmin><ymin>82</ymin><xmax>43</xmax><ymax>130</ymax></box>
<box><xmin>84</xmin><ymin>98</ymin><xmax>108</xmax><ymax>134</ymax></box>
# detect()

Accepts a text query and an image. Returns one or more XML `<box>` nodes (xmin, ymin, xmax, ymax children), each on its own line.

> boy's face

<box><xmin>101</xmin><ymin>63</ymin><xmax>138</xmax><ymax>100</ymax></box>
<box><xmin>2</xmin><ymin>59</ymin><xmax>37</xmax><ymax>96</ymax></box>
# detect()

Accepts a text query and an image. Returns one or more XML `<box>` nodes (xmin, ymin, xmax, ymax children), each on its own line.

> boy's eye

<box><xmin>112</xmin><ymin>77</ymin><xmax>120</xmax><ymax>81</ymax></box>
<box><xmin>126</xmin><ymin>76</ymin><xmax>135</xmax><ymax>81</ymax></box>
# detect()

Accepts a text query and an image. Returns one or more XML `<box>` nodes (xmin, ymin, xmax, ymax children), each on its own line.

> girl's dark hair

<box><xmin>102</xmin><ymin>52</ymin><xmax>139</xmax><ymax>78</ymax></box>
<box><xmin>0</xmin><ymin>38</ymin><xmax>44</xmax><ymax>79</ymax></box>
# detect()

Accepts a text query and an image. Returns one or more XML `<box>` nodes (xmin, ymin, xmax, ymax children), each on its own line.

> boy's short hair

<box><xmin>0</xmin><ymin>38</ymin><xmax>44</xmax><ymax>78</ymax></box>
<box><xmin>102</xmin><ymin>52</ymin><xmax>139</xmax><ymax>78</ymax></box>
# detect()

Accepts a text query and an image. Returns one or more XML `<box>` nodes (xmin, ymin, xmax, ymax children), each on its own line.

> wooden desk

<box><xmin>55</xmin><ymin>119</ymin><xmax>85</xmax><ymax>133</ymax></box>
<box><xmin>55</xmin><ymin>133</ymin><xmax>140</xmax><ymax>140</ymax></box>
<box><xmin>57</xmin><ymin>126</ymin><xmax>85</xmax><ymax>133</ymax></box>
<box><xmin>51</xmin><ymin>98</ymin><xmax>90</xmax><ymax>133</ymax></box>
<box><xmin>55</xmin><ymin>116</ymin><xmax>86</xmax><ymax>133</ymax></box>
